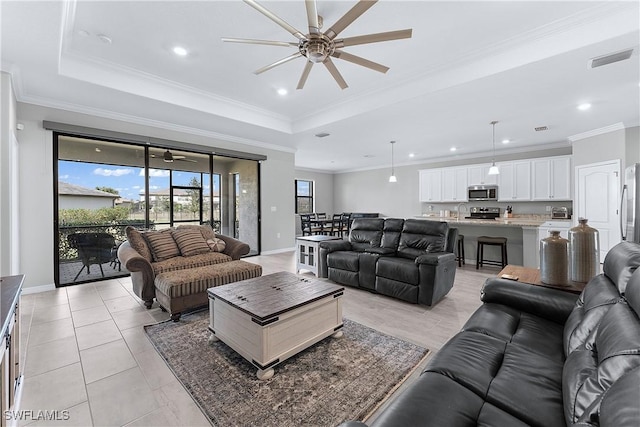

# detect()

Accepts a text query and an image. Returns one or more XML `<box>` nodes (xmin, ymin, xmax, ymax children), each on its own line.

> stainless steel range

<box><xmin>466</xmin><ymin>207</ymin><xmax>501</xmax><ymax>220</ymax></box>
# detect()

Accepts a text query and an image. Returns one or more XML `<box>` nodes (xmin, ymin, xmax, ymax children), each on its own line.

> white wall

<box><xmin>0</xmin><ymin>72</ymin><xmax>19</xmax><ymax>276</ymax></box>
<box><xmin>16</xmin><ymin>103</ymin><xmax>295</xmax><ymax>288</ymax></box>
<box><xmin>294</xmin><ymin>169</ymin><xmax>334</xmax><ymax>214</ymax></box>
<box><xmin>572</xmin><ymin>128</ymin><xmax>626</xmax><ymax>168</ymax></box>
<box><xmin>626</xmin><ymin>126</ymin><xmax>639</xmax><ymax>166</ymax></box>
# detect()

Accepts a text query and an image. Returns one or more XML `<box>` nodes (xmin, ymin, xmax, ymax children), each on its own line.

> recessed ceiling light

<box><xmin>173</xmin><ymin>46</ymin><xmax>188</xmax><ymax>56</ymax></box>
<box><xmin>409</xmin><ymin>153</ymin><xmax>415</xmax><ymax>158</ymax></box>
<box><xmin>97</xmin><ymin>34</ymin><xmax>112</xmax><ymax>44</ymax></box>
<box><xmin>315</xmin><ymin>132</ymin><xmax>330</xmax><ymax>138</ymax></box>
<box><xmin>502</xmin><ymin>139</ymin><xmax>510</xmax><ymax>144</ymax></box>
<box><xmin>577</xmin><ymin>103</ymin><xmax>591</xmax><ymax>111</ymax></box>
<box><xmin>450</xmin><ymin>147</ymin><xmax>457</xmax><ymax>152</ymax></box>
<box><xmin>277</xmin><ymin>88</ymin><xmax>288</xmax><ymax>96</ymax></box>
<box><xmin>78</xmin><ymin>29</ymin><xmax>90</xmax><ymax>37</ymax></box>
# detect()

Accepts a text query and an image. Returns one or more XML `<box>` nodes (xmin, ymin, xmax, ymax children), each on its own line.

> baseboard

<box><xmin>21</xmin><ymin>283</ymin><xmax>56</xmax><ymax>295</ymax></box>
<box><xmin>260</xmin><ymin>247</ymin><xmax>295</xmax><ymax>256</ymax></box>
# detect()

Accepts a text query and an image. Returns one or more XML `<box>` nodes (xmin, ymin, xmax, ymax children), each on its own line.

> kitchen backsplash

<box><xmin>421</xmin><ymin>200</ymin><xmax>573</xmax><ymax>217</ymax></box>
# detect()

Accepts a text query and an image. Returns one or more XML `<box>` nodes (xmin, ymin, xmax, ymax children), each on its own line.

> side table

<box><xmin>296</xmin><ymin>235</ymin><xmax>342</xmax><ymax>276</ymax></box>
<box><xmin>497</xmin><ymin>265</ymin><xmax>586</xmax><ymax>294</ymax></box>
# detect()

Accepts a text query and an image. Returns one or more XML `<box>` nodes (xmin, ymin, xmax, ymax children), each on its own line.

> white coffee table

<box><xmin>207</xmin><ymin>271</ymin><xmax>344</xmax><ymax>380</ymax></box>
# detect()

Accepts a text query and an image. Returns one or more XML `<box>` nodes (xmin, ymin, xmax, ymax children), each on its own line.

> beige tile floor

<box><xmin>18</xmin><ymin>252</ymin><xmax>497</xmax><ymax>426</ymax></box>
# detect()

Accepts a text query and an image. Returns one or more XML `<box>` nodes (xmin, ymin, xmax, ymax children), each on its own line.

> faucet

<box><xmin>456</xmin><ymin>202</ymin><xmax>468</xmax><ymax>220</ymax></box>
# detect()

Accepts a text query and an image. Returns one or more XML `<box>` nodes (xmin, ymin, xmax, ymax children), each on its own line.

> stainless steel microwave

<box><xmin>468</xmin><ymin>185</ymin><xmax>498</xmax><ymax>201</ymax></box>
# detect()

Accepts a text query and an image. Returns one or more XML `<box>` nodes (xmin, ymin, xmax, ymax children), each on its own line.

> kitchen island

<box><xmin>415</xmin><ymin>215</ymin><xmax>572</xmax><ymax>267</ymax></box>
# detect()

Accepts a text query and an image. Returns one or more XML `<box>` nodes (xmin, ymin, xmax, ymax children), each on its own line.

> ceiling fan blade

<box><xmin>331</xmin><ymin>50</ymin><xmax>389</xmax><ymax>73</ymax></box>
<box><xmin>325</xmin><ymin>0</ymin><xmax>377</xmax><ymax>40</ymax></box>
<box><xmin>297</xmin><ymin>61</ymin><xmax>314</xmax><ymax>90</ymax></box>
<box><xmin>336</xmin><ymin>29</ymin><xmax>412</xmax><ymax>48</ymax></box>
<box><xmin>323</xmin><ymin>58</ymin><xmax>348</xmax><ymax>89</ymax></box>
<box><xmin>305</xmin><ymin>0</ymin><xmax>320</xmax><ymax>35</ymax></box>
<box><xmin>243</xmin><ymin>0</ymin><xmax>306</xmax><ymax>40</ymax></box>
<box><xmin>254</xmin><ymin>52</ymin><xmax>303</xmax><ymax>75</ymax></box>
<box><xmin>221</xmin><ymin>37</ymin><xmax>298</xmax><ymax>47</ymax></box>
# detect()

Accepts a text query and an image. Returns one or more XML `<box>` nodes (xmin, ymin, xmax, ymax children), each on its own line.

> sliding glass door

<box><xmin>55</xmin><ymin>135</ymin><xmax>261</xmax><ymax>286</ymax></box>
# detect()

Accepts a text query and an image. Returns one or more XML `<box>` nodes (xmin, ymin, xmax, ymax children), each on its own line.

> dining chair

<box><xmin>300</xmin><ymin>215</ymin><xmax>312</xmax><ymax>236</ymax></box>
<box><xmin>327</xmin><ymin>214</ymin><xmax>342</xmax><ymax>236</ymax></box>
<box><xmin>316</xmin><ymin>213</ymin><xmax>327</xmax><ymax>219</ymax></box>
<box><xmin>340</xmin><ymin>213</ymin><xmax>352</xmax><ymax>238</ymax></box>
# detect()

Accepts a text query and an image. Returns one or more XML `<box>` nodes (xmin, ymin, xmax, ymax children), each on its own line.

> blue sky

<box><xmin>59</xmin><ymin>161</ymin><xmax>213</xmax><ymax>201</ymax></box>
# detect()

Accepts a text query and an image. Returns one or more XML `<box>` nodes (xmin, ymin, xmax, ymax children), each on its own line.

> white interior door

<box><xmin>575</xmin><ymin>160</ymin><xmax>621</xmax><ymax>261</ymax></box>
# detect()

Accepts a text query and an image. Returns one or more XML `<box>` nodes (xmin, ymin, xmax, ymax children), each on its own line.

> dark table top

<box><xmin>1</xmin><ymin>275</ymin><xmax>23</xmax><ymax>337</ymax></box>
<box><xmin>208</xmin><ymin>271</ymin><xmax>344</xmax><ymax>322</ymax></box>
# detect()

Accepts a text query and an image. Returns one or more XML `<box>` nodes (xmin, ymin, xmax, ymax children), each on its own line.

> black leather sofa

<box><xmin>318</xmin><ymin>218</ymin><xmax>457</xmax><ymax>306</ymax></box>
<box><xmin>341</xmin><ymin>241</ymin><xmax>640</xmax><ymax>427</ymax></box>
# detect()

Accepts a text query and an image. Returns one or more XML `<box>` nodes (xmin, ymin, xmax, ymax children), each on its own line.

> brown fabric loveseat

<box><xmin>117</xmin><ymin>224</ymin><xmax>261</xmax><ymax>320</ymax></box>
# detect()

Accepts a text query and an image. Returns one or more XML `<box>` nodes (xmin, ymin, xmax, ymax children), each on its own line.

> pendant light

<box><xmin>488</xmin><ymin>121</ymin><xmax>500</xmax><ymax>175</ymax></box>
<box><xmin>389</xmin><ymin>141</ymin><xmax>397</xmax><ymax>183</ymax></box>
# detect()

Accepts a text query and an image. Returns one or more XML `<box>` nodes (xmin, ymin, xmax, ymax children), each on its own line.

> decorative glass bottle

<box><xmin>569</xmin><ymin>218</ymin><xmax>600</xmax><ymax>283</ymax></box>
<box><xmin>540</xmin><ymin>230</ymin><xmax>569</xmax><ymax>285</ymax></box>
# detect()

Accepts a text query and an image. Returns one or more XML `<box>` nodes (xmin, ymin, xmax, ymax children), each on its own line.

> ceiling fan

<box><xmin>150</xmin><ymin>150</ymin><xmax>198</xmax><ymax>163</ymax></box>
<box><xmin>222</xmin><ymin>0</ymin><xmax>412</xmax><ymax>90</ymax></box>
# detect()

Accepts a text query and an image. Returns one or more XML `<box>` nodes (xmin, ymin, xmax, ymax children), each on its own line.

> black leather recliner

<box><xmin>318</xmin><ymin>218</ymin><xmax>457</xmax><ymax>306</ymax></box>
<box><xmin>339</xmin><ymin>241</ymin><xmax>640</xmax><ymax>427</ymax></box>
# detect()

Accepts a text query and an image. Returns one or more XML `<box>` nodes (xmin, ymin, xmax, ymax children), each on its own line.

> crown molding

<box><xmin>333</xmin><ymin>141</ymin><xmax>571</xmax><ymax>174</ymax></box>
<box><xmin>17</xmin><ymin>94</ymin><xmax>297</xmax><ymax>154</ymax></box>
<box><xmin>568</xmin><ymin>122</ymin><xmax>626</xmax><ymax>142</ymax></box>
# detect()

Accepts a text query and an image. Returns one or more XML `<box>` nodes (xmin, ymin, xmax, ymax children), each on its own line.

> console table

<box><xmin>0</xmin><ymin>275</ymin><xmax>23</xmax><ymax>426</ymax></box>
<box><xmin>498</xmin><ymin>265</ymin><xmax>585</xmax><ymax>294</ymax></box>
<box><xmin>296</xmin><ymin>235</ymin><xmax>342</xmax><ymax>276</ymax></box>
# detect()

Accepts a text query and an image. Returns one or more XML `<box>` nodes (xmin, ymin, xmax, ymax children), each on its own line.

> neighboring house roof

<box><xmin>58</xmin><ymin>182</ymin><xmax>119</xmax><ymax>198</ymax></box>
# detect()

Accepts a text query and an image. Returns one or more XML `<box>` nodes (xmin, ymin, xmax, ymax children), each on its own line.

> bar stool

<box><xmin>456</xmin><ymin>235</ymin><xmax>465</xmax><ymax>267</ymax></box>
<box><xmin>476</xmin><ymin>236</ymin><xmax>508</xmax><ymax>269</ymax></box>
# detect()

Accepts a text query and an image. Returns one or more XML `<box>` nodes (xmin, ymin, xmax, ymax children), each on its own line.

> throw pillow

<box><xmin>206</xmin><ymin>237</ymin><xmax>226</xmax><ymax>253</ymax></box>
<box><xmin>125</xmin><ymin>226</ymin><xmax>153</xmax><ymax>262</ymax></box>
<box><xmin>144</xmin><ymin>230</ymin><xmax>181</xmax><ymax>262</ymax></box>
<box><xmin>176</xmin><ymin>224</ymin><xmax>216</xmax><ymax>241</ymax></box>
<box><xmin>172</xmin><ymin>229</ymin><xmax>211</xmax><ymax>257</ymax></box>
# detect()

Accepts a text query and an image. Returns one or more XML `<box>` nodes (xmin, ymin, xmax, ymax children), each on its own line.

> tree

<box><xmin>96</xmin><ymin>186</ymin><xmax>119</xmax><ymax>195</ymax></box>
<box><xmin>186</xmin><ymin>177</ymin><xmax>201</xmax><ymax>219</ymax></box>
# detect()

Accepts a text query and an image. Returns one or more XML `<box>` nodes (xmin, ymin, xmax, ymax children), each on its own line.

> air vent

<box><xmin>589</xmin><ymin>48</ymin><xmax>634</xmax><ymax>68</ymax></box>
<box><xmin>535</xmin><ymin>126</ymin><xmax>548</xmax><ymax>132</ymax></box>
<box><xmin>315</xmin><ymin>132</ymin><xmax>330</xmax><ymax>138</ymax></box>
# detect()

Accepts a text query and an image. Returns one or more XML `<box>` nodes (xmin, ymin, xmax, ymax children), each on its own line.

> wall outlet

<box><xmin>271</xmin><ymin>206</ymin><xmax>277</xmax><ymax>212</ymax></box>
<box><xmin>277</xmin><ymin>233</ymin><xmax>281</xmax><ymax>238</ymax></box>
<box><xmin>546</xmin><ymin>206</ymin><xmax>551</xmax><ymax>212</ymax></box>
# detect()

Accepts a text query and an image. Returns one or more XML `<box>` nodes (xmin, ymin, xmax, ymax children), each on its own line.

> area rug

<box><xmin>144</xmin><ymin>310</ymin><xmax>429</xmax><ymax>427</ymax></box>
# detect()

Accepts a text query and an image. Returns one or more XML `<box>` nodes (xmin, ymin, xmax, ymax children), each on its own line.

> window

<box><xmin>295</xmin><ymin>180</ymin><xmax>314</xmax><ymax>214</ymax></box>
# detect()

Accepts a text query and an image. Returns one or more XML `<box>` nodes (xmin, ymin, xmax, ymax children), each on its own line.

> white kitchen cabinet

<box><xmin>441</xmin><ymin>167</ymin><xmax>468</xmax><ymax>202</ymax></box>
<box><xmin>468</xmin><ymin>164</ymin><xmax>498</xmax><ymax>186</ymax></box>
<box><xmin>532</xmin><ymin>156</ymin><xmax>572</xmax><ymax>201</ymax></box>
<box><xmin>419</xmin><ymin>169</ymin><xmax>442</xmax><ymax>202</ymax></box>
<box><xmin>498</xmin><ymin>161</ymin><xmax>531</xmax><ymax>201</ymax></box>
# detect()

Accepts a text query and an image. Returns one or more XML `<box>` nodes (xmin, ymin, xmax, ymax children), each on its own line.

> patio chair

<box><xmin>67</xmin><ymin>232</ymin><xmax>116</xmax><ymax>281</ymax></box>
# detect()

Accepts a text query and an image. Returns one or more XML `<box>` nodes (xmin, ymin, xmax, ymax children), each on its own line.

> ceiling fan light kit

<box><xmin>223</xmin><ymin>0</ymin><xmax>412</xmax><ymax>90</ymax></box>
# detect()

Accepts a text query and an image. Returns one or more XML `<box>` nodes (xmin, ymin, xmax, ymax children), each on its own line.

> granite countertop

<box><xmin>414</xmin><ymin>215</ymin><xmax>572</xmax><ymax>228</ymax></box>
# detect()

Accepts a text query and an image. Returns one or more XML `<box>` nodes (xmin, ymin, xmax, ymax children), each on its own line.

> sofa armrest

<box><xmin>336</xmin><ymin>422</ymin><xmax>368</xmax><ymax>427</ymax></box>
<box><xmin>117</xmin><ymin>241</ymin><xmax>156</xmax><ymax>304</ymax></box>
<box><xmin>415</xmin><ymin>252</ymin><xmax>456</xmax><ymax>266</ymax></box>
<box><xmin>217</xmin><ymin>234</ymin><xmax>250</xmax><ymax>260</ymax></box>
<box><xmin>481</xmin><ymin>278</ymin><xmax>579</xmax><ymax>324</ymax></box>
<box><xmin>318</xmin><ymin>240</ymin><xmax>353</xmax><ymax>278</ymax></box>
<box><xmin>319</xmin><ymin>240</ymin><xmax>352</xmax><ymax>252</ymax></box>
